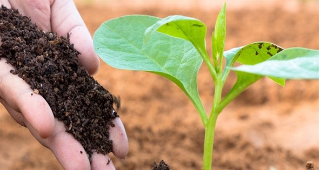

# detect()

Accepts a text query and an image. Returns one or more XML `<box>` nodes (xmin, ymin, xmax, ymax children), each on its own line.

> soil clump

<box><xmin>153</xmin><ymin>160</ymin><xmax>170</xmax><ymax>170</ymax></box>
<box><xmin>0</xmin><ymin>6</ymin><xmax>117</xmax><ymax>159</ymax></box>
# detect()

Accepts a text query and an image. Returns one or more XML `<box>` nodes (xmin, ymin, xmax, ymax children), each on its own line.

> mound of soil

<box><xmin>0</xmin><ymin>6</ymin><xmax>117</xmax><ymax>159</ymax></box>
<box><xmin>153</xmin><ymin>160</ymin><xmax>170</xmax><ymax>170</ymax></box>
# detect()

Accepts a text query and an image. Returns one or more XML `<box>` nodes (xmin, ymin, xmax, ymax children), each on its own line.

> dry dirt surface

<box><xmin>0</xmin><ymin>0</ymin><xmax>318</xmax><ymax>169</ymax></box>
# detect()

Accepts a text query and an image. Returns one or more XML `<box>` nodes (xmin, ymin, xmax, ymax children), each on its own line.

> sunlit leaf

<box><xmin>232</xmin><ymin>48</ymin><xmax>319</xmax><ymax>79</ymax></box>
<box><xmin>220</xmin><ymin>42</ymin><xmax>285</xmax><ymax>110</ymax></box>
<box><xmin>144</xmin><ymin>15</ymin><xmax>207</xmax><ymax>58</ymax></box>
<box><xmin>93</xmin><ymin>15</ymin><xmax>207</xmax><ymax>124</ymax></box>
<box><xmin>223</xmin><ymin>42</ymin><xmax>285</xmax><ymax>86</ymax></box>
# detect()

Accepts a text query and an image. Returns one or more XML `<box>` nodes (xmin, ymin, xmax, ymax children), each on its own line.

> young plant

<box><xmin>93</xmin><ymin>3</ymin><xmax>319</xmax><ymax>170</ymax></box>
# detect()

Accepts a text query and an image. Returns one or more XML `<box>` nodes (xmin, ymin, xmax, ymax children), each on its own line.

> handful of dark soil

<box><xmin>0</xmin><ymin>6</ymin><xmax>117</xmax><ymax>159</ymax></box>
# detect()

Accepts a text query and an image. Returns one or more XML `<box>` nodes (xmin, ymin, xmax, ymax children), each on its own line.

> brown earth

<box><xmin>0</xmin><ymin>6</ymin><xmax>117</xmax><ymax>160</ymax></box>
<box><xmin>0</xmin><ymin>0</ymin><xmax>318</xmax><ymax>170</ymax></box>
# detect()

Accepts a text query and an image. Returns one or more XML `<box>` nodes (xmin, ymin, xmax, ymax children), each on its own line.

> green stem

<box><xmin>212</xmin><ymin>75</ymin><xmax>223</xmax><ymax>110</ymax></box>
<box><xmin>216</xmin><ymin>76</ymin><xmax>261</xmax><ymax>114</ymax></box>
<box><xmin>203</xmin><ymin>71</ymin><xmax>223</xmax><ymax>170</ymax></box>
<box><xmin>196</xmin><ymin>47</ymin><xmax>218</xmax><ymax>82</ymax></box>
<box><xmin>203</xmin><ymin>112</ymin><xmax>218</xmax><ymax>170</ymax></box>
<box><xmin>191</xmin><ymin>98</ymin><xmax>208</xmax><ymax>126</ymax></box>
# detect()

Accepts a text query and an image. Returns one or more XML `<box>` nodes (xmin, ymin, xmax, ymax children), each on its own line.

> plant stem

<box><xmin>203</xmin><ymin>112</ymin><xmax>218</xmax><ymax>170</ymax></box>
<box><xmin>216</xmin><ymin>76</ymin><xmax>261</xmax><ymax>114</ymax></box>
<box><xmin>212</xmin><ymin>75</ymin><xmax>223</xmax><ymax>111</ymax></box>
<box><xmin>196</xmin><ymin>46</ymin><xmax>218</xmax><ymax>82</ymax></box>
<box><xmin>203</xmin><ymin>71</ymin><xmax>223</xmax><ymax>170</ymax></box>
<box><xmin>192</xmin><ymin>99</ymin><xmax>208</xmax><ymax>126</ymax></box>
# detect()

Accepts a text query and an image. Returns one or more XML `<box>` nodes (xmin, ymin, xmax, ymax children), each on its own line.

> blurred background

<box><xmin>0</xmin><ymin>0</ymin><xmax>318</xmax><ymax>169</ymax></box>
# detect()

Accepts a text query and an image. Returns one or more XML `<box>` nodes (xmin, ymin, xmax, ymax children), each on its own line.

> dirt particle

<box><xmin>153</xmin><ymin>160</ymin><xmax>170</xmax><ymax>170</ymax></box>
<box><xmin>112</xmin><ymin>95</ymin><xmax>121</xmax><ymax>110</ymax></box>
<box><xmin>306</xmin><ymin>161</ymin><xmax>315</xmax><ymax>170</ymax></box>
<box><xmin>33</xmin><ymin>89</ymin><xmax>39</xmax><ymax>94</ymax></box>
<box><xmin>238</xmin><ymin>114</ymin><xmax>249</xmax><ymax>120</ymax></box>
<box><xmin>36</xmin><ymin>55</ymin><xmax>44</xmax><ymax>62</ymax></box>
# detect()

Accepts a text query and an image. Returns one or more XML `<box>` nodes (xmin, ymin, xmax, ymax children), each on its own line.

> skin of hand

<box><xmin>0</xmin><ymin>0</ymin><xmax>128</xmax><ymax>169</ymax></box>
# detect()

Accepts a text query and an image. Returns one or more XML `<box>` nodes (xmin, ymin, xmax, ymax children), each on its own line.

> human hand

<box><xmin>0</xmin><ymin>0</ymin><xmax>128</xmax><ymax>169</ymax></box>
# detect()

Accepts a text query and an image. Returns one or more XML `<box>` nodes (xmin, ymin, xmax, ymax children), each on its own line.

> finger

<box><xmin>0</xmin><ymin>98</ymin><xmax>26</xmax><ymax>126</ymax></box>
<box><xmin>7</xmin><ymin>0</ymin><xmax>51</xmax><ymax>31</ymax></box>
<box><xmin>0</xmin><ymin>59</ymin><xmax>54</xmax><ymax>138</ymax></box>
<box><xmin>26</xmin><ymin>120</ymin><xmax>91</xmax><ymax>170</ymax></box>
<box><xmin>91</xmin><ymin>153</ymin><xmax>115</xmax><ymax>170</ymax></box>
<box><xmin>50</xmin><ymin>0</ymin><xmax>99</xmax><ymax>75</ymax></box>
<box><xmin>109</xmin><ymin>117</ymin><xmax>129</xmax><ymax>159</ymax></box>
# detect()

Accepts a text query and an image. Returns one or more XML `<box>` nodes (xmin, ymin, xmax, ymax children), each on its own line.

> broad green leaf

<box><xmin>232</xmin><ymin>48</ymin><xmax>319</xmax><ymax>79</ymax></box>
<box><xmin>93</xmin><ymin>15</ymin><xmax>207</xmax><ymax>124</ymax></box>
<box><xmin>143</xmin><ymin>15</ymin><xmax>220</xmax><ymax>81</ymax></box>
<box><xmin>143</xmin><ymin>15</ymin><xmax>218</xmax><ymax>81</ymax></box>
<box><xmin>144</xmin><ymin>15</ymin><xmax>207</xmax><ymax>59</ymax></box>
<box><xmin>223</xmin><ymin>42</ymin><xmax>285</xmax><ymax>86</ymax></box>
<box><xmin>212</xmin><ymin>3</ymin><xmax>226</xmax><ymax>68</ymax></box>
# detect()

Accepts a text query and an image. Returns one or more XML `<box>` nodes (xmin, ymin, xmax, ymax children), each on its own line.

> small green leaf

<box><xmin>219</xmin><ymin>42</ymin><xmax>285</xmax><ymax>112</ymax></box>
<box><xmin>93</xmin><ymin>15</ymin><xmax>207</xmax><ymax>124</ymax></box>
<box><xmin>144</xmin><ymin>15</ymin><xmax>207</xmax><ymax>58</ymax></box>
<box><xmin>232</xmin><ymin>48</ymin><xmax>319</xmax><ymax>79</ymax></box>
<box><xmin>223</xmin><ymin>42</ymin><xmax>285</xmax><ymax>86</ymax></box>
<box><xmin>212</xmin><ymin>3</ymin><xmax>226</xmax><ymax>68</ymax></box>
<box><xmin>222</xmin><ymin>46</ymin><xmax>242</xmax><ymax>81</ymax></box>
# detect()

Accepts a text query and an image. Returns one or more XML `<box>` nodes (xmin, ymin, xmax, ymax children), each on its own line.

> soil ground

<box><xmin>0</xmin><ymin>0</ymin><xmax>318</xmax><ymax>169</ymax></box>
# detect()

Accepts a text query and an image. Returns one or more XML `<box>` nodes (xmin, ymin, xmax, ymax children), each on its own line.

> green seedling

<box><xmin>93</xmin><ymin>3</ymin><xmax>319</xmax><ymax>170</ymax></box>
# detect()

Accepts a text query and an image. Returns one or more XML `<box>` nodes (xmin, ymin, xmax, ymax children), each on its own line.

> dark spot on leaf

<box><xmin>277</xmin><ymin>48</ymin><xmax>283</xmax><ymax>53</ymax></box>
<box><xmin>267</xmin><ymin>46</ymin><xmax>271</xmax><ymax>50</ymax></box>
<box><xmin>192</xmin><ymin>24</ymin><xmax>203</xmax><ymax>27</ymax></box>
<box><xmin>267</xmin><ymin>52</ymin><xmax>273</xmax><ymax>56</ymax></box>
<box><xmin>271</xmin><ymin>44</ymin><xmax>279</xmax><ymax>49</ymax></box>
<box><xmin>255</xmin><ymin>51</ymin><xmax>259</xmax><ymax>55</ymax></box>
<box><xmin>258</xmin><ymin>43</ymin><xmax>263</xmax><ymax>49</ymax></box>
